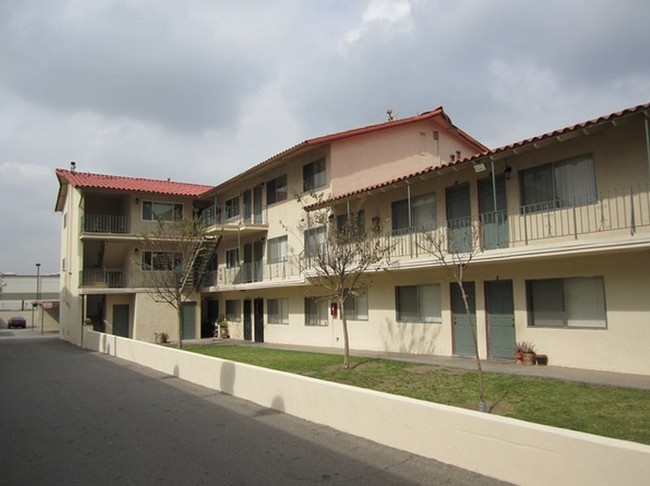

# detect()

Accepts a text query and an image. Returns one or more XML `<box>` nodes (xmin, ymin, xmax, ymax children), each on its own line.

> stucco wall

<box><xmin>83</xmin><ymin>329</ymin><xmax>650</xmax><ymax>486</ymax></box>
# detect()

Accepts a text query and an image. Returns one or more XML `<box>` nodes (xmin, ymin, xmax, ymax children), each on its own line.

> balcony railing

<box><xmin>200</xmin><ymin>203</ymin><xmax>267</xmax><ymax>227</ymax></box>
<box><xmin>82</xmin><ymin>214</ymin><xmax>129</xmax><ymax>234</ymax></box>
<box><xmin>203</xmin><ymin>255</ymin><xmax>303</xmax><ymax>287</ymax></box>
<box><xmin>79</xmin><ymin>185</ymin><xmax>650</xmax><ymax>289</ymax></box>
<box><xmin>378</xmin><ymin>183</ymin><xmax>650</xmax><ymax>260</ymax></box>
<box><xmin>79</xmin><ymin>269</ymin><xmax>125</xmax><ymax>288</ymax></box>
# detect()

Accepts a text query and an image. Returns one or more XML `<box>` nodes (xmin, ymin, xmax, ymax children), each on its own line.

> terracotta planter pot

<box><xmin>522</xmin><ymin>352</ymin><xmax>536</xmax><ymax>365</ymax></box>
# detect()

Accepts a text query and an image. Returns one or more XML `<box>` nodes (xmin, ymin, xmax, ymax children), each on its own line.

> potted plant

<box><xmin>216</xmin><ymin>315</ymin><xmax>229</xmax><ymax>339</ymax></box>
<box><xmin>155</xmin><ymin>331</ymin><xmax>170</xmax><ymax>344</ymax></box>
<box><xmin>514</xmin><ymin>341</ymin><xmax>536</xmax><ymax>365</ymax></box>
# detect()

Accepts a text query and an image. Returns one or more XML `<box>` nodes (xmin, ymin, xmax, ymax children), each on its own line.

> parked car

<box><xmin>7</xmin><ymin>316</ymin><xmax>27</xmax><ymax>329</ymax></box>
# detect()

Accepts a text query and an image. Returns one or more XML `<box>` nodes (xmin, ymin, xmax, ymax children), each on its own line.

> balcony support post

<box><xmin>630</xmin><ymin>186</ymin><xmax>636</xmax><ymax>236</ymax></box>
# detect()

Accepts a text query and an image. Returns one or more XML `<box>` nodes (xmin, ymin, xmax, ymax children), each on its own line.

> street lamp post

<box><xmin>35</xmin><ymin>263</ymin><xmax>41</xmax><ymax>334</ymax></box>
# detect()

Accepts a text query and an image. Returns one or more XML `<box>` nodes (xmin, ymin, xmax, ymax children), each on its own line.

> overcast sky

<box><xmin>1</xmin><ymin>0</ymin><xmax>649</xmax><ymax>275</ymax></box>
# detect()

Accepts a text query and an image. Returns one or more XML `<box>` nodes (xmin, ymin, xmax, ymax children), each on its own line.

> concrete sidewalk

<box><xmin>190</xmin><ymin>338</ymin><xmax>650</xmax><ymax>391</ymax></box>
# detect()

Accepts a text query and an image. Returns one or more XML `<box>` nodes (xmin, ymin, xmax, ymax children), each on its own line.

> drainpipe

<box><xmin>490</xmin><ymin>159</ymin><xmax>498</xmax><ymax>212</ymax></box>
<box><xmin>407</xmin><ymin>183</ymin><xmax>412</xmax><ymax>228</ymax></box>
<box><xmin>645</xmin><ymin>114</ymin><xmax>650</xmax><ymax>183</ymax></box>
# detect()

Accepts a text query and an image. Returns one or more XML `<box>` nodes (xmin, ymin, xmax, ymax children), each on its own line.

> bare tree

<box><xmin>419</xmin><ymin>218</ymin><xmax>487</xmax><ymax>411</ymax></box>
<box><xmin>287</xmin><ymin>197</ymin><xmax>392</xmax><ymax>369</ymax></box>
<box><xmin>0</xmin><ymin>273</ymin><xmax>5</xmax><ymax>297</ymax></box>
<box><xmin>137</xmin><ymin>217</ymin><xmax>220</xmax><ymax>348</ymax></box>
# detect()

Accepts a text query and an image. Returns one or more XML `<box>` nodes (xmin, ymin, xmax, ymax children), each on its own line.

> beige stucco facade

<box><xmin>56</xmin><ymin>104</ymin><xmax>650</xmax><ymax>375</ymax></box>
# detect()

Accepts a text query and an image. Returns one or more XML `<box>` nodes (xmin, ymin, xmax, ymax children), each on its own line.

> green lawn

<box><xmin>185</xmin><ymin>345</ymin><xmax>650</xmax><ymax>445</ymax></box>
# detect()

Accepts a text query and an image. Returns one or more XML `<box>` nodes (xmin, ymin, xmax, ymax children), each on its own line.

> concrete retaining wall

<box><xmin>82</xmin><ymin>329</ymin><xmax>650</xmax><ymax>486</ymax></box>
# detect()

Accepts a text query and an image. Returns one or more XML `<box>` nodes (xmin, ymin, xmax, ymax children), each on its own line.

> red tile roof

<box><xmin>305</xmin><ymin>101</ymin><xmax>650</xmax><ymax>210</ymax></box>
<box><xmin>208</xmin><ymin>106</ymin><xmax>487</xmax><ymax>193</ymax></box>
<box><xmin>468</xmin><ymin>101</ymin><xmax>650</xmax><ymax>162</ymax></box>
<box><xmin>56</xmin><ymin>169</ymin><xmax>214</xmax><ymax>197</ymax></box>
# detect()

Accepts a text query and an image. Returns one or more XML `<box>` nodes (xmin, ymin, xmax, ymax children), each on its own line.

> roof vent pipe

<box><xmin>70</xmin><ymin>161</ymin><xmax>76</xmax><ymax>173</ymax></box>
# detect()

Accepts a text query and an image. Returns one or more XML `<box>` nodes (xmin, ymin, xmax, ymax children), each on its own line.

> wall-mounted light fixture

<box><xmin>504</xmin><ymin>166</ymin><xmax>513</xmax><ymax>180</ymax></box>
<box><xmin>135</xmin><ymin>197</ymin><xmax>140</xmax><ymax>204</ymax></box>
<box><xmin>473</xmin><ymin>162</ymin><xmax>487</xmax><ymax>173</ymax></box>
<box><xmin>134</xmin><ymin>248</ymin><xmax>139</xmax><ymax>254</ymax></box>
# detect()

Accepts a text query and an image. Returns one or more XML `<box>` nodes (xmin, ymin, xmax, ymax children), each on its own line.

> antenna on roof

<box><xmin>386</xmin><ymin>109</ymin><xmax>398</xmax><ymax>121</ymax></box>
<box><xmin>70</xmin><ymin>161</ymin><xmax>76</xmax><ymax>173</ymax></box>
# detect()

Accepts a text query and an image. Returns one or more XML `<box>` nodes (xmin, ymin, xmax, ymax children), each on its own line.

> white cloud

<box><xmin>341</xmin><ymin>0</ymin><xmax>413</xmax><ymax>50</ymax></box>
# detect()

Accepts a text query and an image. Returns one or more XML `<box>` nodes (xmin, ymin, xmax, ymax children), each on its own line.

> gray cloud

<box><xmin>1</xmin><ymin>0</ymin><xmax>649</xmax><ymax>274</ymax></box>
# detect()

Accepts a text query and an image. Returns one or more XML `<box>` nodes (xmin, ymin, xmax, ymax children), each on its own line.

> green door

<box><xmin>485</xmin><ymin>280</ymin><xmax>516</xmax><ymax>359</ymax></box>
<box><xmin>181</xmin><ymin>302</ymin><xmax>196</xmax><ymax>340</ymax></box>
<box><xmin>446</xmin><ymin>184</ymin><xmax>472</xmax><ymax>253</ymax></box>
<box><xmin>113</xmin><ymin>304</ymin><xmax>129</xmax><ymax>337</ymax></box>
<box><xmin>451</xmin><ymin>282</ymin><xmax>476</xmax><ymax>357</ymax></box>
<box><xmin>479</xmin><ymin>176</ymin><xmax>508</xmax><ymax>250</ymax></box>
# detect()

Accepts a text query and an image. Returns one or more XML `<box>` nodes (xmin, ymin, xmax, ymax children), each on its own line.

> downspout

<box><xmin>645</xmin><ymin>113</ymin><xmax>650</xmax><ymax>183</ymax></box>
<box><xmin>490</xmin><ymin>159</ymin><xmax>498</xmax><ymax>212</ymax></box>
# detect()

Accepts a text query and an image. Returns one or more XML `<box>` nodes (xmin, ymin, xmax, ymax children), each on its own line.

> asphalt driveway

<box><xmin>0</xmin><ymin>333</ymin><xmax>508</xmax><ymax>485</ymax></box>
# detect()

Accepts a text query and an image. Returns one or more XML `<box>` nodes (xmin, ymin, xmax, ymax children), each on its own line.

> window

<box><xmin>304</xmin><ymin>226</ymin><xmax>326</xmax><ymax>258</ymax></box>
<box><xmin>527</xmin><ymin>277</ymin><xmax>606</xmax><ymax>328</ymax></box>
<box><xmin>142</xmin><ymin>201</ymin><xmax>183</xmax><ymax>221</ymax></box>
<box><xmin>343</xmin><ymin>290</ymin><xmax>368</xmax><ymax>321</ymax></box>
<box><xmin>268</xmin><ymin>298</ymin><xmax>289</xmax><ymax>324</ymax></box>
<box><xmin>395</xmin><ymin>284</ymin><xmax>441</xmax><ymax>323</ymax></box>
<box><xmin>520</xmin><ymin>155</ymin><xmax>597</xmax><ymax>212</ymax></box>
<box><xmin>267</xmin><ymin>236</ymin><xmax>288</xmax><ymax>263</ymax></box>
<box><xmin>225</xmin><ymin>197</ymin><xmax>240</xmax><ymax>219</ymax></box>
<box><xmin>391</xmin><ymin>192</ymin><xmax>436</xmax><ymax>233</ymax></box>
<box><xmin>225</xmin><ymin>248</ymin><xmax>239</xmax><ymax>269</ymax></box>
<box><xmin>266</xmin><ymin>175</ymin><xmax>288</xmax><ymax>205</ymax></box>
<box><xmin>225</xmin><ymin>300</ymin><xmax>241</xmax><ymax>321</ymax></box>
<box><xmin>303</xmin><ymin>157</ymin><xmax>326</xmax><ymax>192</ymax></box>
<box><xmin>142</xmin><ymin>251</ymin><xmax>181</xmax><ymax>271</ymax></box>
<box><xmin>305</xmin><ymin>297</ymin><xmax>328</xmax><ymax>326</ymax></box>
<box><xmin>336</xmin><ymin>210</ymin><xmax>365</xmax><ymax>237</ymax></box>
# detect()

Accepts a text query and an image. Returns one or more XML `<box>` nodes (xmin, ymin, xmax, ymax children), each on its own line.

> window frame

<box><xmin>142</xmin><ymin>251</ymin><xmax>182</xmax><ymax>271</ymax></box>
<box><xmin>304</xmin><ymin>297</ymin><xmax>329</xmax><ymax>326</ymax></box>
<box><xmin>343</xmin><ymin>290</ymin><xmax>369</xmax><ymax>321</ymax></box>
<box><xmin>526</xmin><ymin>276</ymin><xmax>607</xmax><ymax>329</ymax></box>
<box><xmin>520</xmin><ymin>154</ymin><xmax>597</xmax><ymax>213</ymax></box>
<box><xmin>267</xmin><ymin>298</ymin><xmax>289</xmax><ymax>325</ymax></box>
<box><xmin>225</xmin><ymin>248</ymin><xmax>240</xmax><ymax>269</ymax></box>
<box><xmin>225</xmin><ymin>196</ymin><xmax>240</xmax><ymax>220</ymax></box>
<box><xmin>303</xmin><ymin>157</ymin><xmax>327</xmax><ymax>192</ymax></box>
<box><xmin>304</xmin><ymin>226</ymin><xmax>327</xmax><ymax>258</ymax></box>
<box><xmin>391</xmin><ymin>192</ymin><xmax>436</xmax><ymax>233</ymax></box>
<box><xmin>267</xmin><ymin>236</ymin><xmax>288</xmax><ymax>264</ymax></box>
<box><xmin>395</xmin><ymin>283</ymin><xmax>442</xmax><ymax>323</ymax></box>
<box><xmin>225</xmin><ymin>299</ymin><xmax>241</xmax><ymax>322</ymax></box>
<box><xmin>266</xmin><ymin>174</ymin><xmax>288</xmax><ymax>205</ymax></box>
<box><xmin>142</xmin><ymin>201</ymin><xmax>183</xmax><ymax>222</ymax></box>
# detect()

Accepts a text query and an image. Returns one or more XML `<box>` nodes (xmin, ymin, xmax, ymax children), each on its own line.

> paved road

<box><xmin>0</xmin><ymin>331</ymin><xmax>509</xmax><ymax>485</ymax></box>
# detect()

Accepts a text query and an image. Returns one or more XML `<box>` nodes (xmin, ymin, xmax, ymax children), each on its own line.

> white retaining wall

<box><xmin>82</xmin><ymin>329</ymin><xmax>650</xmax><ymax>486</ymax></box>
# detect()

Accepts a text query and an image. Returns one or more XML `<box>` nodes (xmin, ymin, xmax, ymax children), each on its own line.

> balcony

<box><xmin>200</xmin><ymin>204</ymin><xmax>268</xmax><ymax>236</ymax></box>
<box><xmin>81</xmin><ymin>214</ymin><xmax>129</xmax><ymax>234</ymax></box>
<box><xmin>203</xmin><ymin>255</ymin><xmax>303</xmax><ymax>288</ymax></box>
<box><xmin>380</xmin><ymin>183</ymin><xmax>650</xmax><ymax>261</ymax></box>
<box><xmin>79</xmin><ymin>269</ymin><xmax>126</xmax><ymax>289</ymax></box>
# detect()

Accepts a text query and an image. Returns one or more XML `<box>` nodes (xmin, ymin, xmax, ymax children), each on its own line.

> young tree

<box><xmin>419</xmin><ymin>218</ymin><xmax>487</xmax><ymax>411</ymax></box>
<box><xmin>137</xmin><ymin>217</ymin><xmax>220</xmax><ymax>348</ymax></box>
<box><xmin>289</xmin><ymin>198</ymin><xmax>392</xmax><ymax>369</ymax></box>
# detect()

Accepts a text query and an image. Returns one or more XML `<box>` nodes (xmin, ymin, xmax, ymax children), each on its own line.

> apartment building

<box><xmin>55</xmin><ymin>102</ymin><xmax>650</xmax><ymax>375</ymax></box>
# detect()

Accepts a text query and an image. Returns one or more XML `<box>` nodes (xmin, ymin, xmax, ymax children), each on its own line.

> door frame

<box><xmin>254</xmin><ymin>298</ymin><xmax>264</xmax><ymax>343</ymax></box>
<box><xmin>484</xmin><ymin>280</ymin><xmax>516</xmax><ymax>359</ymax></box>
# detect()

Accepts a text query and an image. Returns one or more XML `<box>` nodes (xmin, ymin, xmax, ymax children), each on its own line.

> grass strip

<box><xmin>186</xmin><ymin>344</ymin><xmax>650</xmax><ymax>445</ymax></box>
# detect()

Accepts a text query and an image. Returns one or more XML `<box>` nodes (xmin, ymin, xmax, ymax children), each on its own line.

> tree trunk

<box><xmin>457</xmin><ymin>281</ymin><xmax>485</xmax><ymax>410</ymax></box>
<box><xmin>340</xmin><ymin>297</ymin><xmax>350</xmax><ymax>369</ymax></box>
<box><xmin>176</xmin><ymin>300</ymin><xmax>184</xmax><ymax>349</ymax></box>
